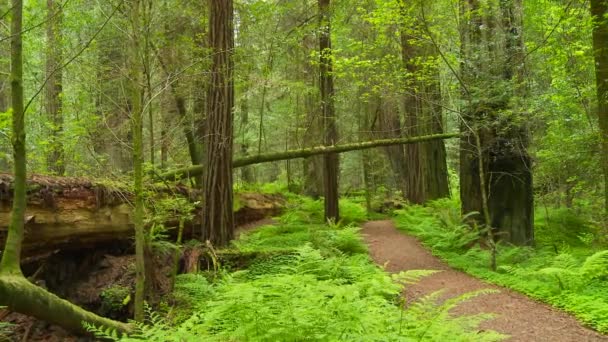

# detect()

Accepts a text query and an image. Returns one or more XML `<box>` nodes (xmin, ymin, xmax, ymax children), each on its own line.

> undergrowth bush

<box><xmin>89</xmin><ymin>206</ymin><xmax>505</xmax><ymax>341</ymax></box>
<box><xmin>393</xmin><ymin>201</ymin><xmax>608</xmax><ymax>333</ymax></box>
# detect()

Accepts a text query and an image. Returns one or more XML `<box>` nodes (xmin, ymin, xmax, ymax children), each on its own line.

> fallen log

<box><xmin>160</xmin><ymin>132</ymin><xmax>460</xmax><ymax>180</ymax></box>
<box><xmin>0</xmin><ymin>174</ymin><xmax>285</xmax><ymax>258</ymax></box>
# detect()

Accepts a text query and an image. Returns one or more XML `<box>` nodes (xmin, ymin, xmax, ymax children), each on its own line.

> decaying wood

<box><xmin>0</xmin><ymin>174</ymin><xmax>285</xmax><ymax>258</ymax></box>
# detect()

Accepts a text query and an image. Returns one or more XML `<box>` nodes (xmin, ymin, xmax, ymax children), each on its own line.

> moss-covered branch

<box><xmin>0</xmin><ymin>275</ymin><xmax>131</xmax><ymax>334</ymax></box>
<box><xmin>160</xmin><ymin>132</ymin><xmax>459</xmax><ymax>180</ymax></box>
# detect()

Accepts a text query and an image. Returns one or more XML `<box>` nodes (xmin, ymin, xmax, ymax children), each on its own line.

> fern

<box><xmin>580</xmin><ymin>250</ymin><xmax>608</xmax><ymax>280</ymax></box>
<box><xmin>393</xmin><ymin>270</ymin><xmax>441</xmax><ymax>285</ymax></box>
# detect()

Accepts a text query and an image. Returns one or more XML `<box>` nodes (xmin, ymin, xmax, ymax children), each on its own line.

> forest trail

<box><xmin>362</xmin><ymin>220</ymin><xmax>608</xmax><ymax>342</ymax></box>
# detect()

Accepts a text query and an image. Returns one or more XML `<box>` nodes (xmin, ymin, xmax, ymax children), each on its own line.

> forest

<box><xmin>0</xmin><ymin>0</ymin><xmax>608</xmax><ymax>340</ymax></box>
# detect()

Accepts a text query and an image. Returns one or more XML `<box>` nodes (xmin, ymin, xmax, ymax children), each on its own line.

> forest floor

<box><xmin>362</xmin><ymin>220</ymin><xmax>608</xmax><ymax>342</ymax></box>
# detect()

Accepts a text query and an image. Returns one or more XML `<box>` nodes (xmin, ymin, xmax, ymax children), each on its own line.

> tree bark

<box><xmin>319</xmin><ymin>0</ymin><xmax>339</xmax><ymax>223</ymax></box>
<box><xmin>459</xmin><ymin>0</ymin><xmax>533</xmax><ymax>246</ymax></box>
<box><xmin>160</xmin><ymin>133</ymin><xmax>458</xmax><ymax>180</ymax></box>
<box><xmin>399</xmin><ymin>9</ymin><xmax>425</xmax><ymax>204</ymax></box>
<box><xmin>591</xmin><ymin>0</ymin><xmax>608</xmax><ymax>217</ymax></box>
<box><xmin>202</xmin><ymin>0</ymin><xmax>235</xmax><ymax>246</ymax></box>
<box><xmin>398</xmin><ymin>1</ymin><xmax>449</xmax><ymax>203</ymax></box>
<box><xmin>45</xmin><ymin>0</ymin><xmax>65</xmax><ymax>175</ymax></box>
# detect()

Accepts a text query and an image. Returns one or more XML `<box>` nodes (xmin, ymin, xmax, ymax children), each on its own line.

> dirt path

<box><xmin>362</xmin><ymin>220</ymin><xmax>608</xmax><ymax>342</ymax></box>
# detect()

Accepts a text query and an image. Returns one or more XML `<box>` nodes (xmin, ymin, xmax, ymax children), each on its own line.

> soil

<box><xmin>362</xmin><ymin>220</ymin><xmax>608</xmax><ymax>342</ymax></box>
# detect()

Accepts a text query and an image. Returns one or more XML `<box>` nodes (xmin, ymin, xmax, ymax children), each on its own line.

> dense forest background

<box><xmin>1</xmin><ymin>0</ymin><xmax>608</xmax><ymax>340</ymax></box>
<box><xmin>0</xmin><ymin>0</ymin><xmax>605</xmax><ymax>220</ymax></box>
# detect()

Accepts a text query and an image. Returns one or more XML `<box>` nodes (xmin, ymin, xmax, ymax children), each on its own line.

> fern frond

<box><xmin>392</xmin><ymin>269</ymin><xmax>440</xmax><ymax>285</ymax></box>
<box><xmin>580</xmin><ymin>250</ymin><xmax>608</xmax><ymax>280</ymax></box>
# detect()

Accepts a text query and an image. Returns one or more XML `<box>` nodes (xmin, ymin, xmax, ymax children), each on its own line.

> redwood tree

<box><xmin>591</xmin><ymin>0</ymin><xmax>608</xmax><ymax>216</ymax></box>
<box><xmin>202</xmin><ymin>0</ymin><xmax>235</xmax><ymax>246</ymax></box>
<box><xmin>459</xmin><ymin>0</ymin><xmax>533</xmax><ymax>245</ymax></box>
<box><xmin>319</xmin><ymin>0</ymin><xmax>339</xmax><ymax>223</ymax></box>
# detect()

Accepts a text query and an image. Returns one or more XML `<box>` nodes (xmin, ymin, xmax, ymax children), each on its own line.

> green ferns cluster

<box><xmin>88</xmin><ymin>203</ymin><xmax>505</xmax><ymax>341</ymax></box>
<box><xmin>393</xmin><ymin>200</ymin><xmax>608</xmax><ymax>333</ymax></box>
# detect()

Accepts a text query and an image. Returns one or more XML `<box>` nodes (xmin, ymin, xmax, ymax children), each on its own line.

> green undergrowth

<box><xmin>393</xmin><ymin>199</ymin><xmax>608</xmax><ymax>334</ymax></box>
<box><xmin>89</xmin><ymin>200</ymin><xmax>505</xmax><ymax>341</ymax></box>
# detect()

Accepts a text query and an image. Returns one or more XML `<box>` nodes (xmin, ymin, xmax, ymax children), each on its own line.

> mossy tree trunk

<box><xmin>0</xmin><ymin>0</ymin><xmax>130</xmax><ymax>334</ymax></box>
<box><xmin>45</xmin><ymin>0</ymin><xmax>65</xmax><ymax>175</ymax></box>
<box><xmin>591</xmin><ymin>0</ymin><xmax>608</xmax><ymax>217</ymax></box>
<box><xmin>202</xmin><ymin>0</ymin><xmax>235</xmax><ymax>247</ymax></box>
<box><xmin>0</xmin><ymin>0</ymin><xmax>26</xmax><ymax>276</ymax></box>
<box><xmin>319</xmin><ymin>0</ymin><xmax>339</xmax><ymax>223</ymax></box>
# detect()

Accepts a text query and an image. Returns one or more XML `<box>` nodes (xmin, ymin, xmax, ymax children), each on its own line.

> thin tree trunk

<box><xmin>202</xmin><ymin>0</ymin><xmax>235</xmax><ymax>246</ymax></box>
<box><xmin>591</xmin><ymin>0</ymin><xmax>608</xmax><ymax>217</ymax></box>
<box><xmin>45</xmin><ymin>0</ymin><xmax>65</xmax><ymax>175</ymax></box>
<box><xmin>0</xmin><ymin>0</ymin><xmax>26</xmax><ymax>276</ymax></box>
<box><xmin>319</xmin><ymin>0</ymin><xmax>339</xmax><ymax>223</ymax></box>
<box><xmin>240</xmin><ymin>83</ymin><xmax>254</xmax><ymax>183</ymax></box>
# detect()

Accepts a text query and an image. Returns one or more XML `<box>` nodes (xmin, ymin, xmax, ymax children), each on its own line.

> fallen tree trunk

<box><xmin>160</xmin><ymin>132</ymin><xmax>459</xmax><ymax>180</ymax></box>
<box><xmin>0</xmin><ymin>174</ymin><xmax>285</xmax><ymax>258</ymax></box>
<box><xmin>0</xmin><ymin>275</ymin><xmax>132</xmax><ymax>334</ymax></box>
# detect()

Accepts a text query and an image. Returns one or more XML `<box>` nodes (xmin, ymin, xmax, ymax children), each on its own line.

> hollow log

<box><xmin>0</xmin><ymin>174</ymin><xmax>285</xmax><ymax>259</ymax></box>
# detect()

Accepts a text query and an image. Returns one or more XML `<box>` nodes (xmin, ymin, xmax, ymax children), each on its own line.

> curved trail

<box><xmin>362</xmin><ymin>220</ymin><xmax>608</xmax><ymax>342</ymax></box>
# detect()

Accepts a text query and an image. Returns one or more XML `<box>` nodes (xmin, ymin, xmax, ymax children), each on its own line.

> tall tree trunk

<box><xmin>0</xmin><ymin>0</ymin><xmax>10</xmax><ymax>171</ymax></box>
<box><xmin>398</xmin><ymin>1</ymin><xmax>449</xmax><ymax>203</ymax></box>
<box><xmin>0</xmin><ymin>0</ymin><xmax>26</xmax><ymax>275</ymax></box>
<box><xmin>459</xmin><ymin>0</ymin><xmax>533</xmax><ymax>246</ymax></box>
<box><xmin>319</xmin><ymin>0</ymin><xmax>339</xmax><ymax>223</ymax></box>
<box><xmin>400</xmin><ymin>19</ymin><xmax>425</xmax><ymax>204</ymax></box>
<box><xmin>202</xmin><ymin>0</ymin><xmax>235</xmax><ymax>246</ymax></box>
<box><xmin>128</xmin><ymin>0</ymin><xmax>146</xmax><ymax>322</ymax></box>
<box><xmin>591</xmin><ymin>0</ymin><xmax>608</xmax><ymax>217</ymax></box>
<box><xmin>45</xmin><ymin>0</ymin><xmax>65</xmax><ymax>175</ymax></box>
<box><xmin>377</xmin><ymin>98</ymin><xmax>408</xmax><ymax>197</ymax></box>
<box><xmin>424</xmin><ymin>75</ymin><xmax>450</xmax><ymax>200</ymax></box>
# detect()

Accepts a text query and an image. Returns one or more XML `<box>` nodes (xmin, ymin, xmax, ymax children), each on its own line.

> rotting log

<box><xmin>0</xmin><ymin>174</ymin><xmax>286</xmax><ymax>258</ymax></box>
<box><xmin>160</xmin><ymin>133</ymin><xmax>460</xmax><ymax>180</ymax></box>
